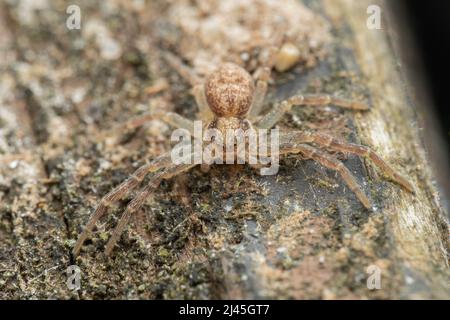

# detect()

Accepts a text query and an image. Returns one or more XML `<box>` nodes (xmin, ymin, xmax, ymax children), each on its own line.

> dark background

<box><xmin>403</xmin><ymin>0</ymin><xmax>450</xmax><ymax>145</ymax></box>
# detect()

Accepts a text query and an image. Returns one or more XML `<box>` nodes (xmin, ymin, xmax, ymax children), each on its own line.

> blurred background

<box><xmin>394</xmin><ymin>0</ymin><xmax>450</xmax><ymax>210</ymax></box>
<box><xmin>404</xmin><ymin>0</ymin><xmax>450</xmax><ymax>143</ymax></box>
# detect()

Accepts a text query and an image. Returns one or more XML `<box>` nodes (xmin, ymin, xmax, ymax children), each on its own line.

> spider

<box><xmin>72</xmin><ymin>53</ymin><xmax>414</xmax><ymax>257</ymax></box>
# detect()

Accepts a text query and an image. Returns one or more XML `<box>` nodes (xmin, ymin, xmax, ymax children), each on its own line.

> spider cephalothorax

<box><xmin>72</xmin><ymin>53</ymin><xmax>414</xmax><ymax>257</ymax></box>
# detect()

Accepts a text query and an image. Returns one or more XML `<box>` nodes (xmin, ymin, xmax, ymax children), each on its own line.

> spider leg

<box><xmin>164</xmin><ymin>51</ymin><xmax>201</xmax><ymax>86</ymax></box>
<box><xmin>72</xmin><ymin>153</ymin><xmax>175</xmax><ymax>257</ymax></box>
<box><xmin>164</xmin><ymin>52</ymin><xmax>214</xmax><ymax>121</ymax></box>
<box><xmin>279</xmin><ymin>141</ymin><xmax>372</xmax><ymax>209</ymax></box>
<box><xmin>248</xmin><ymin>29</ymin><xmax>285</xmax><ymax>120</ymax></box>
<box><xmin>257</xmin><ymin>94</ymin><xmax>369</xmax><ymax>129</ymax></box>
<box><xmin>124</xmin><ymin>110</ymin><xmax>195</xmax><ymax>134</ymax></box>
<box><xmin>104</xmin><ymin>162</ymin><xmax>197</xmax><ymax>256</ymax></box>
<box><xmin>248</xmin><ymin>66</ymin><xmax>271</xmax><ymax>120</ymax></box>
<box><xmin>192</xmin><ymin>84</ymin><xmax>214</xmax><ymax>121</ymax></box>
<box><xmin>286</xmin><ymin>131</ymin><xmax>414</xmax><ymax>193</ymax></box>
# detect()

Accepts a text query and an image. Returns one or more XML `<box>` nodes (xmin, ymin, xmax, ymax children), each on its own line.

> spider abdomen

<box><xmin>204</xmin><ymin>63</ymin><xmax>255</xmax><ymax>118</ymax></box>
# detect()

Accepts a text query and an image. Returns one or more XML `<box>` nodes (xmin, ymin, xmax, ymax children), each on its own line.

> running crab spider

<box><xmin>72</xmin><ymin>53</ymin><xmax>414</xmax><ymax>257</ymax></box>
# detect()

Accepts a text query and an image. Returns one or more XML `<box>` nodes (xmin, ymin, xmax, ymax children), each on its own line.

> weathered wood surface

<box><xmin>0</xmin><ymin>0</ymin><xmax>448</xmax><ymax>299</ymax></box>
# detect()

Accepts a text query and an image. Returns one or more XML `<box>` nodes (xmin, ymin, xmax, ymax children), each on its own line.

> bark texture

<box><xmin>0</xmin><ymin>0</ymin><xmax>448</xmax><ymax>299</ymax></box>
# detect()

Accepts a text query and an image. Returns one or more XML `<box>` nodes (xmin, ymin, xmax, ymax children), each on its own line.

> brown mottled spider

<box><xmin>72</xmin><ymin>53</ymin><xmax>414</xmax><ymax>257</ymax></box>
